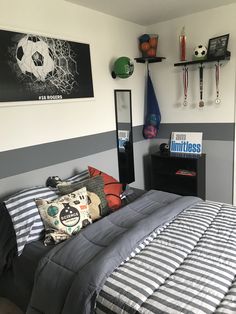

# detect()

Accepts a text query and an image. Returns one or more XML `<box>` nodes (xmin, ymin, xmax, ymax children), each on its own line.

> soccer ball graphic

<box><xmin>194</xmin><ymin>45</ymin><xmax>207</xmax><ymax>59</ymax></box>
<box><xmin>16</xmin><ymin>35</ymin><xmax>55</xmax><ymax>81</ymax></box>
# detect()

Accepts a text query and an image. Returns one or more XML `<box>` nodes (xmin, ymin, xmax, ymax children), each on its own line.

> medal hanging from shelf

<box><xmin>199</xmin><ymin>64</ymin><xmax>204</xmax><ymax>108</ymax></box>
<box><xmin>182</xmin><ymin>66</ymin><xmax>188</xmax><ymax>106</ymax></box>
<box><xmin>215</xmin><ymin>62</ymin><xmax>221</xmax><ymax>104</ymax></box>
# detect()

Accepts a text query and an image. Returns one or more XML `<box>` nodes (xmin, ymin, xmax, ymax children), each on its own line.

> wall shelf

<box><xmin>174</xmin><ymin>52</ymin><xmax>231</xmax><ymax>67</ymax></box>
<box><xmin>135</xmin><ymin>56</ymin><xmax>166</xmax><ymax>64</ymax></box>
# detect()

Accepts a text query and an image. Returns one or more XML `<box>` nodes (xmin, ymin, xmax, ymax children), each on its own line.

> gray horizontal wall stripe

<box><xmin>158</xmin><ymin>123</ymin><xmax>235</xmax><ymax>141</ymax></box>
<box><xmin>0</xmin><ymin>123</ymin><xmax>234</xmax><ymax>179</ymax></box>
<box><xmin>0</xmin><ymin>131</ymin><xmax>116</xmax><ymax>180</ymax></box>
<box><xmin>117</xmin><ymin>124</ymin><xmax>143</xmax><ymax>142</ymax></box>
<box><xmin>133</xmin><ymin>125</ymin><xmax>144</xmax><ymax>142</ymax></box>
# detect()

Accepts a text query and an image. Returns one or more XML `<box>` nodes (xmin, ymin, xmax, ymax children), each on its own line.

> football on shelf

<box><xmin>193</xmin><ymin>45</ymin><xmax>207</xmax><ymax>60</ymax></box>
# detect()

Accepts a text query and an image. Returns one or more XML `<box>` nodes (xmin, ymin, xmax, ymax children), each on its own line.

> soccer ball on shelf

<box><xmin>16</xmin><ymin>35</ymin><xmax>55</xmax><ymax>81</ymax></box>
<box><xmin>193</xmin><ymin>45</ymin><xmax>207</xmax><ymax>60</ymax></box>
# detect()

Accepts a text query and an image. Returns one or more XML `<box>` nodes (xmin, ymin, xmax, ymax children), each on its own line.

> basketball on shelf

<box><xmin>140</xmin><ymin>42</ymin><xmax>150</xmax><ymax>52</ymax></box>
<box><xmin>138</xmin><ymin>33</ymin><xmax>158</xmax><ymax>58</ymax></box>
<box><xmin>147</xmin><ymin>48</ymin><xmax>156</xmax><ymax>57</ymax></box>
<box><xmin>149</xmin><ymin>37</ymin><xmax>158</xmax><ymax>48</ymax></box>
<box><xmin>194</xmin><ymin>45</ymin><xmax>207</xmax><ymax>60</ymax></box>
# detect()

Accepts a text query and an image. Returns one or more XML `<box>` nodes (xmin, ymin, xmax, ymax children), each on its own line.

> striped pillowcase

<box><xmin>4</xmin><ymin>169</ymin><xmax>90</xmax><ymax>256</ymax></box>
<box><xmin>4</xmin><ymin>187</ymin><xmax>57</xmax><ymax>256</ymax></box>
<box><xmin>65</xmin><ymin>169</ymin><xmax>90</xmax><ymax>183</ymax></box>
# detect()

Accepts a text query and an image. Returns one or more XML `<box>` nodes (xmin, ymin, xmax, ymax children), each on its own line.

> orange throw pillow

<box><xmin>88</xmin><ymin>166</ymin><xmax>123</xmax><ymax>210</ymax></box>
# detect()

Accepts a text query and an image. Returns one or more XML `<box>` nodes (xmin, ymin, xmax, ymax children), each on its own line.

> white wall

<box><xmin>146</xmin><ymin>4</ymin><xmax>236</xmax><ymax>124</ymax></box>
<box><xmin>1</xmin><ymin>1</ymin><xmax>236</xmax><ymax>202</ymax></box>
<box><xmin>0</xmin><ymin>0</ymin><xmax>146</xmax><ymax>152</ymax></box>
<box><xmin>146</xmin><ymin>4</ymin><xmax>236</xmax><ymax>203</ymax></box>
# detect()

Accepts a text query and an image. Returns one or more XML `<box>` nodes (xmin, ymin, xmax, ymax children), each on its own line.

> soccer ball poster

<box><xmin>0</xmin><ymin>29</ymin><xmax>94</xmax><ymax>102</ymax></box>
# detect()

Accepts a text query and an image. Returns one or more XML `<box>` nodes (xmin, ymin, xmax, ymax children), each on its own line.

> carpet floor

<box><xmin>0</xmin><ymin>298</ymin><xmax>23</xmax><ymax>314</ymax></box>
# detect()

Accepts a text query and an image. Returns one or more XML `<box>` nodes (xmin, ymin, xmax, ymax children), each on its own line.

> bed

<box><xmin>0</xmin><ymin>179</ymin><xmax>145</xmax><ymax>312</ymax></box>
<box><xmin>1</xmin><ymin>170</ymin><xmax>236</xmax><ymax>314</ymax></box>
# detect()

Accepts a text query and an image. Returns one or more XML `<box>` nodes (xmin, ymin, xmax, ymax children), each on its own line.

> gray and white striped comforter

<box><xmin>96</xmin><ymin>201</ymin><xmax>236</xmax><ymax>314</ymax></box>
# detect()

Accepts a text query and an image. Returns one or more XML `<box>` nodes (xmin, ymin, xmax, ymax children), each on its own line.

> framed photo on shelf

<box><xmin>207</xmin><ymin>34</ymin><xmax>229</xmax><ymax>59</ymax></box>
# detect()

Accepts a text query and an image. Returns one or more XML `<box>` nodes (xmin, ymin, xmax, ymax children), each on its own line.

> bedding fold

<box><xmin>97</xmin><ymin>201</ymin><xmax>236</xmax><ymax>314</ymax></box>
<box><xmin>27</xmin><ymin>190</ymin><xmax>200</xmax><ymax>314</ymax></box>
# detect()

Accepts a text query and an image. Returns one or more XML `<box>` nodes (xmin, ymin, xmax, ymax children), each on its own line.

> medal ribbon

<box><xmin>183</xmin><ymin>66</ymin><xmax>188</xmax><ymax>101</ymax></box>
<box><xmin>199</xmin><ymin>65</ymin><xmax>203</xmax><ymax>101</ymax></box>
<box><xmin>215</xmin><ymin>63</ymin><xmax>220</xmax><ymax>99</ymax></box>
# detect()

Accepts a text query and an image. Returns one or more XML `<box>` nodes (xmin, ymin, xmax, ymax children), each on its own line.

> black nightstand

<box><xmin>150</xmin><ymin>152</ymin><xmax>206</xmax><ymax>200</ymax></box>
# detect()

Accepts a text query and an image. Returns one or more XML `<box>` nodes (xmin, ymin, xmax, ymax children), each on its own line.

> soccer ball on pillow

<box><xmin>16</xmin><ymin>35</ymin><xmax>55</xmax><ymax>81</ymax></box>
<box><xmin>193</xmin><ymin>45</ymin><xmax>207</xmax><ymax>60</ymax></box>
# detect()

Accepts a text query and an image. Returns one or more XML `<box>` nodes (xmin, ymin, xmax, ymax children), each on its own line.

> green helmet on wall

<box><xmin>111</xmin><ymin>56</ymin><xmax>134</xmax><ymax>79</ymax></box>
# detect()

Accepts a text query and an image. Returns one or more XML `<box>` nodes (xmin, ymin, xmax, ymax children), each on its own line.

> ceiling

<box><xmin>66</xmin><ymin>0</ymin><xmax>236</xmax><ymax>25</ymax></box>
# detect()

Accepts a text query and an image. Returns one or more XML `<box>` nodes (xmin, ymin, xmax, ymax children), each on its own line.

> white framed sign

<box><xmin>170</xmin><ymin>132</ymin><xmax>202</xmax><ymax>154</ymax></box>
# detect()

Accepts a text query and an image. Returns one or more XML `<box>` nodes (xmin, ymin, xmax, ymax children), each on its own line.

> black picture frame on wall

<box><xmin>0</xmin><ymin>29</ymin><xmax>94</xmax><ymax>103</ymax></box>
<box><xmin>207</xmin><ymin>34</ymin><xmax>229</xmax><ymax>59</ymax></box>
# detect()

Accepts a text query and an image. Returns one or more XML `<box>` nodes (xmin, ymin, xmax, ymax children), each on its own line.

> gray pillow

<box><xmin>58</xmin><ymin>176</ymin><xmax>109</xmax><ymax>220</ymax></box>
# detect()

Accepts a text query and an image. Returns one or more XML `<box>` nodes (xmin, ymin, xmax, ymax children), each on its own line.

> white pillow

<box><xmin>35</xmin><ymin>187</ymin><xmax>92</xmax><ymax>240</ymax></box>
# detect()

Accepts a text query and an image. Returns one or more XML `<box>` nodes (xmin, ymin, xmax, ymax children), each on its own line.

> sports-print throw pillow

<box><xmin>35</xmin><ymin>187</ymin><xmax>92</xmax><ymax>245</ymax></box>
<box><xmin>88</xmin><ymin>166</ymin><xmax>123</xmax><ymax>211</ymax></box>
<box><xmin>87</xmin><ymin>191</ymin><xmax>104</xmax><ymax>221</ymax></box>
<box><xmin>58</xmin><ymin>175</ymin><xmax>109</xmax><ymax>221</ymax></box>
